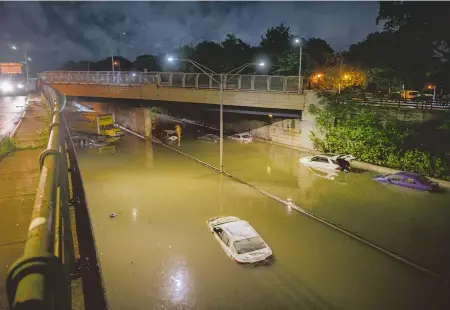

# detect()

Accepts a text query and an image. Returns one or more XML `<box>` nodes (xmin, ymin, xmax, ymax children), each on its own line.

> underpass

<box><xmin>72</xmin><ymin>125</ymin><xmax>449</xmax><ymax>309</ymax></box>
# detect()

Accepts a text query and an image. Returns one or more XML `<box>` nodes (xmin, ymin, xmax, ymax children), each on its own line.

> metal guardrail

<box><xmin>338</xmin><ymin>96</ymin><xmax>450</xmax><ymax>111</ymax></box>
<box><xmin>6</xmin><ymin>84</ymin><xmax>74</xmax><ymax>309</ymax></box>
<box><xmin>39</xmin><ymin>71</ymin><xmax>301</xmax><ymax>93</ymax></box>
<box><xmin>5</xmin><ymin>83</ymin><xmax>108</xmax><ymax>310</ymax></box>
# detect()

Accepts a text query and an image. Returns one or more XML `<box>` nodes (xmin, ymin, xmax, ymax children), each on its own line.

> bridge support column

<box><xmin>143</xmin><ymin>107</ymin><xmax>152</xmax><ymax>139</ymax></box>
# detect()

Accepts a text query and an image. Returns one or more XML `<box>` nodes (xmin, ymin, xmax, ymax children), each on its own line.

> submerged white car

<box><xmin>198</xmin><ymin>134</ymin><xmax>221</xmax><ymax>143</ymax></box>
<box><xmin>162</xmin><ymin>130</ymin><xmax>178</xmax><ymax>143</ymax></box>
<box><xmin>299</xmin><ymin>153</ymin><xmax>355</xmax><ymax>172</ymax></box>
<box><xmin>228</xmin><ymin>133</ymin><xmax>253</xmax><ymax>143</ymax></box>
<box><xmin>207</xmin><ymin>216</ymin><xmax>273</xmax><ymax>264</ymax></box>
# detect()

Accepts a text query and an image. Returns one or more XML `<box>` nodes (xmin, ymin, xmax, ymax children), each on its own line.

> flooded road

<box><xmin>76</xmin><ymin>134</ymin><xmax>450</xmax><ymax>310</ymax></box>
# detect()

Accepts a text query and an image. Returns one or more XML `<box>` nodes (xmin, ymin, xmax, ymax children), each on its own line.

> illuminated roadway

<box><xmin>0</xmin><ymin>95</ymin><xmax>27</xmax><ymax>136</ymax></box>
<box><xmin>73</xmin><ymin>128</ymin><xmax>450</xmax><ymax>309</ymax></box>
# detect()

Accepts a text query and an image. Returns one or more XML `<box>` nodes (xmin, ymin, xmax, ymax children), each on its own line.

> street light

<box><xmin>428</xmin><ymin>84</ymin><xmax>436</xmax><ymax>101</ymax></box>
<box><xmin>315</xmin><ymin>73</ymin><xmax>323</xmax><ymax>90</ymax></box>
<box><xmin>294</xmin><ymin>38</ymin><xmax>304</xmax><ymax>93</ymax></box>
<box><xmin>10</xmin><ymin>45</ymin><xmax>30</xmax><ymax>82</ymax></box>
<box><xmin>166</xmin><ymin>57</ymin><xmax>263</xmax><ymax>172</ymax></box>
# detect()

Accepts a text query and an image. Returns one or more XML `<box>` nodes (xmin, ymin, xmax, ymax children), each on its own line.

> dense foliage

<box><xmin>309</xmin><ymin>92</ymin><xmax>450</xmax><ymax>180</ymax></box>
<box><xmin>0</xmin><ymin>136</ymin><xmax>16</xmax><ymax>160</ymax></box>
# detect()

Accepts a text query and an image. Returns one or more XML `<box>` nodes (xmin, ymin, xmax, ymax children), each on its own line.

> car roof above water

<box><xmin>221</xmin><ymin>220</ymin><xmax>258</xmax><ymax>240</ymax></box>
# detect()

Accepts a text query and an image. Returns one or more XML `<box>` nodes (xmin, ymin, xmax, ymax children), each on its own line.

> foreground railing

<box><xmin>6</xmin><ymin>83</ymin><xmax>107</xmax><ymax>309</ymax></box>
<box><xmin>39</xmin><ymin>71</ymin><xmax>301</xmax><ymax>92</ymax></box>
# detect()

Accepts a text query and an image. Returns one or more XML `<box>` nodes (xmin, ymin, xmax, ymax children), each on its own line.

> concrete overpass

<box><xmin>39</xmin><ymin>71</ymin><xmax>307</xmax><ymax>111</ymax></box>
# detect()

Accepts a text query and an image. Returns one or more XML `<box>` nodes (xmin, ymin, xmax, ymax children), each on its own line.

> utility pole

<box><xmin>111</xmin><ymin>51</ymin><xmax>115</xmax><ymax>72</ymax></box>
<box><xmin>24</xmin><ymin>51</ymin><xmax>29</xmax><ymax>83</ymax></box>
<box><xmin>338</xmin><ymin>57</ymin><xmax>343</xmax><ymax>95</ymax></box>
<box><xmin>298</xmin><ymin>40</ymin><xmax>303</xmax><ymax>93</ymax></box>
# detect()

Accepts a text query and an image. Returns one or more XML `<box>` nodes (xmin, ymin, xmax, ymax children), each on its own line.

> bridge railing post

<box><xmin>267</xmin><ymin>76</ymin><xmax>271</xmax><ymax>91</ymax></box>
<box><xmin>195</xmin><ymin>74</ymin><xmax>199</xmax><ymax>88</ymax></box>
<box><xmin>238</xmin><ymin>76</ymin><xmax>242</xmax><ymax>90</ymax></box>
<box><xmin>251</xmin><ymin>75</ymin><xmax>255</xmax><ymax>90</ymax></box>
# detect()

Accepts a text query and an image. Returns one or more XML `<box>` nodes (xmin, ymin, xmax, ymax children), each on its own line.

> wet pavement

<box><xmin>0</xmin><ymin>94</ymin><xmax>47</xmax><ymax>309</ymax></box>
<box><xmin>76</xmin><ymin>133</ymin><xmax>450</xmax><ymax>310</ymax></box>
<box><xmin>0</xmin><ymin>95</ymin><xmax>27</xmax><ymax>137</ymax></box>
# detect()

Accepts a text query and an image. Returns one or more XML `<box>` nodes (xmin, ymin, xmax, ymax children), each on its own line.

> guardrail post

<box><xmin>169</xmin><ymin>73</ymin><xmax>173</xmax><ymax>86</ymax></box>
<box><xmin>195</xmin><ymin>74</ymin><xmax>199</xmax><ymax>88</ymax></box>
<box><xmin>267</xmin><ymin>76</ymin><xmax>271</xmax><ymax>91</ymax></box>
<box><xmin>238</xmin><ymin>76</ymin><xmax>242</xmax><ymax>90</ymax></box>
<box><xmin>182</xmin><ymin>73</ymin><xmax>186</xmax><ymax>87</ymax></box>
<box><xmin>251</xmin><ymin>76</ymin><xmax>255</xmax><ymax>90</ymax></box>
<box><xmin>209</xmin><ymin>74</ymin><xmax>212</xmax><ymax>89</ymax></box>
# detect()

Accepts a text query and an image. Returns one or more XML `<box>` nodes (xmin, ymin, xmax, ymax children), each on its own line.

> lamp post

<box><xmin>428</xmin><ymin>85</ymin><xmax>436</xmax><ymax>102</ymax></box>
<box><xmin>315</xmin><ymin>73</ymin><xmax>323</xmax><ymax>90</ymax></box>
<box><xmin>167</xmin><ymin>57</ymin><xmax>264</xmax><ymax>172</ymax></box>
<box><xmin>294</xmin><ymin>38</ymin><xmax>304</xmax><ymax>93</ymax></box>
<box><xmin>10</xmin><ymin>45</ymin><xmax>31</xmax><ymax>83</ymax></box>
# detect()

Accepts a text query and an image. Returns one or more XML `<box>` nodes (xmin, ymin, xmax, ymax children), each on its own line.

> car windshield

<box><xmin>234</xmin><ymin>236</ymin><xmax>266</xmax><ymax>254</ymax></box>
<box><xmin>102</xmin><ymin>124</ymin><xmax>115</xmax><ymax>130</ymax></box>
<box><xmin>242</xmin><ymin>135</ymin><xmax>251</xmax><ymax>138</ymax></box>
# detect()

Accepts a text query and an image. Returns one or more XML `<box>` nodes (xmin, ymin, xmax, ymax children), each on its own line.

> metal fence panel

<box><xmin>240</xmin><ymin>75</ymin><xmax>253</xmax><ymax>90</ymax></box>
<box><xmin>172</xmin><ymin>73</ymin><xmax>184</xmax><ymax>87</ymax></box>
<box><xmin>210</xmin><ymin>74</ymin><xmax>222</xmax><ymax>89</ymax></box>
<box><xmin>286</xmin><ymin>77</ymin><xmax>299</xmax><ymax>92</ymax></box>
<box><xmin>225</xmin><ymin>75</ymin><xmax>239</xmax><ymax>90</ymax></box>
<box><xmin>197</xmin><ymin>74</ymin><xmax>210</xmax><ymax>88</ymax></box>
<box><xmin>254</xmin><ymin>75</ymin><xmax>268</xmax><ymax>91</ymax></box>
<box><xmin>184</xmin><ymin>73</ymin><xmax>197</xmax><ymax>88</ymax></box>
<box><xmin>159</xmin><ymin>72</ymin><xmax>172</xmax><ymax>86</ymax></box>
<box><xmin>270</xmin><ymin>76</ymin><xmax>284</xmax><ymax>91</ymax></box>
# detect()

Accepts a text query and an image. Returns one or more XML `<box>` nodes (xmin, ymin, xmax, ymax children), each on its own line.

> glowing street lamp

<box><xmin>294</xmin><ymin>38</ymin><xmax>304</xmax><ymax>93</ymax></box>
<box><xmin>314</xmin><ymin>73</ymin><xmax>323</xmax><ymax>90</ymax></box>
<box><xmin>428</xmin><ymin>84</ymin><xmax>436</xmax><ymax>101</ymax></box>
<box><xmin>10</xmin><ymin>45</ymin><xmax>30</xmax><ymax>82</ymax></box>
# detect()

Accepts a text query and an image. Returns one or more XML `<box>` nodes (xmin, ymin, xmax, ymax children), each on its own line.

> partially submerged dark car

<box><xmin>373</xmin><ymin>172</ymin><xmax>440</xmax><ymax>192</ymax></box>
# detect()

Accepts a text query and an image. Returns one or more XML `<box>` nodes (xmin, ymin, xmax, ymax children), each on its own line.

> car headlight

<box><xmin>17</xmin><ymin>84</ymin><xmax>24</xmax><ymax>89</ymax></box>
<box><xmin>1</xmin><ymin>82</ymin><xmax>13</xmax><ymax>92</ymax></box>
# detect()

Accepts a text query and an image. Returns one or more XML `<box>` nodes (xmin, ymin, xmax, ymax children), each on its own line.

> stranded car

<box><xmin>207</xmin><ymin>216</ymin><xmax>273</xmax><ymax>264</ymax></box>
<box><xmin>161</xmin><ymin>130</ymin><xmax>178</xmax><ymax>143</ymax></box>
<box><xmin>228</xmin><ymin>133</ymin><xmax>253</xmax><ymax>143</ymax></box>
<box><xmin>373</xmin><ymin>172</ymin><xmax>439</xmax><ymax>192</ymax></box>
<box><xmin>299</xmin><ymin>154</ymin><xmax>355</xmax><ymax>172</ymax></box>
<box><xmin>198</xmin><ymin>134</ymin><xmax>220</xmax><ymax>143</ymax></box>
<box><xmin>71</xmin><ymin>134</ymin><xmax>110</xmax><ymax>149</ymax></box>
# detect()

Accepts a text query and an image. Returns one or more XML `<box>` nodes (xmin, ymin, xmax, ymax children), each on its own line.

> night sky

<box><xmin>0</xmin><ymin>1</ymin><xmax>381</xmax><ymax>72</ymax></box>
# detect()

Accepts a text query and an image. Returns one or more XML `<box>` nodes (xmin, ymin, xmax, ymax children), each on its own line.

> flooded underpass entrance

<box><xmin>75</xmin><ymin>133</ymin><xmax>449</xmax><ymax>310</ymax></box>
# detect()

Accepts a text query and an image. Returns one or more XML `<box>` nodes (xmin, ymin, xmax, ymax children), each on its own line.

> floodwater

<box><xmin>76</xmin><ymin>133</ymin><xmax>450</xmax><ymax>310</ymax></box>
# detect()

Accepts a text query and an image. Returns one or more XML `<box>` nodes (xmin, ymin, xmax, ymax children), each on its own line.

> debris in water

<box><xmin>109</xmin><ymin>213</ymin><xmax>117</xmax><ymax>218</ymax></box>
<box><xmin>168</xmin><ymin>245</ymin><xmax>172</xmax><ymax>249</ymax></box>
<box><xmin>131</xmin><ymin>260</ymin><xmax>135</xmax><ymax>264</ymax></box>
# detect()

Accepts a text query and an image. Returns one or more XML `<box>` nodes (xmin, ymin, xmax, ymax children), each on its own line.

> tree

<box><xmin>221</xmin><ymin>34</ymin><xmax>253</xmax><ymax>73</ymax></box>
<box><xmin>260</xmin><ymin>23</ymin><xmax>293</xmax><ymax>66</ymax></box>
<box><xmin>191</xmin><ymin>40</ymin><xmax>224</xmax><ymax>73</ymax></box>
<box><xmin>377</xmin><ymin>2</ymin><xmax>450</xmax><ymax>62</ymax></box>
<box><xmin>132</xmin><ymin>54</ymin><xmax>158</xmax><ymax>72</ymax></box>
<box><xmin>303</xmin><ymin>38</ymin><xmax>334</xmax><ymax>69</ymax></box>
